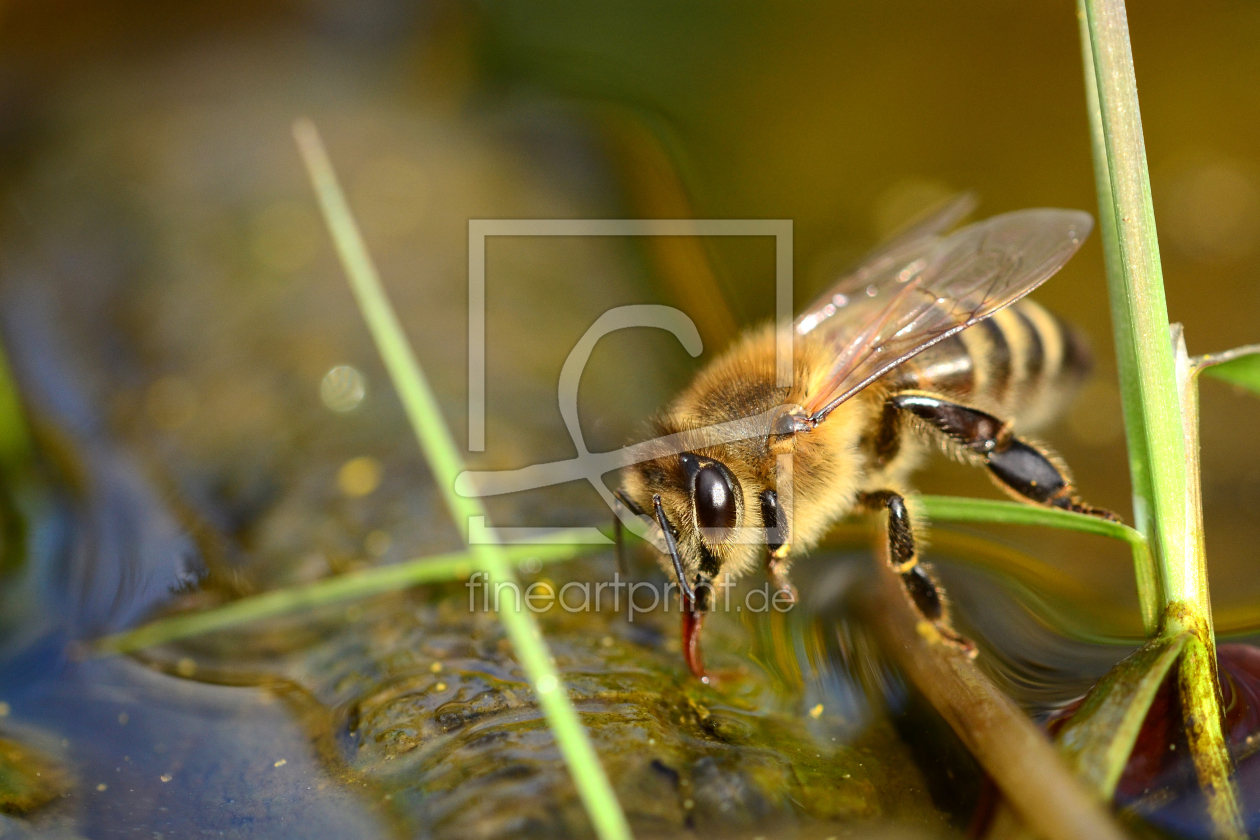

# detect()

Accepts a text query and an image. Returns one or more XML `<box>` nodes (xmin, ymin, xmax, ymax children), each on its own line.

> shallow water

<box><xmin>0</xmin><ymin>2</ymin><xmax>1257</xmax><ymax>838</ymax></box>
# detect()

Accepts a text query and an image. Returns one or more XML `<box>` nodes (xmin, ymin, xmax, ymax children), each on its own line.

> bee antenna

<box><xmin>652</xmin><ymin>494</ymin><xmax>695</xmax><ymax>603</ymax></box>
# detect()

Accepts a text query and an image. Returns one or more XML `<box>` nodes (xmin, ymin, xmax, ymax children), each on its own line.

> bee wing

<box><xmin>795</xmin><ymin>193</ymin><xmax>977</xmax><ymax>337</ymax></box>
<box><xmin>862</xmin><ymin>191</ymin><xmax>977</xmax><ymax>263</ymax></box>
<box><xmin>796</xmin><ymin>208</ymin><xmax>1093</xmax><ymax>422</ymax></box>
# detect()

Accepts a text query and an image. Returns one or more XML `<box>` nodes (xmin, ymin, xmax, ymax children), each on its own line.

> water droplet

<box><xmin>865</xmin><ymin>284</ymin><xmax>878</xmax><ymax>297</ymax></box>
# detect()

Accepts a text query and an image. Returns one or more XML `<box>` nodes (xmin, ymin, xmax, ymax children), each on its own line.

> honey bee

<box><xmin>614</xmin><ymin>195</ymin><xmax>1116</xmax><ymax>679</ymax></box>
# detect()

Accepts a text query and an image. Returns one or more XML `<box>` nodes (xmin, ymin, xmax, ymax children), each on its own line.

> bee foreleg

<box><xmin>888</xmin><ymin>392</ymin><xmax>1119</xmax><ymax>521</ymax></box>
<box><xmin>611</xmin><ymin>488</ymin><xmax>647</xmax><ymax>577</ymax></box>
<box><xmin>759</xmin><ymin>488</ymin><xmax>797</xmax><ymax>602</ymax></box>
<box><xmin>765</xmin><ymin>551</ymin><xmax>797</xmax><ymax>604</ymax></box>
<box><xmin>613</xmin><ymin>513</ymin><xmax>627</xmax><ymax>578</ymax></box>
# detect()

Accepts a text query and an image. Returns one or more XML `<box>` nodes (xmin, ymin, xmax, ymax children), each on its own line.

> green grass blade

<box><xmin>293</xmin><ymin>119</ymin><xmax>631</xmax><ymax>840</ymax></box>
<box><xmin>1056</xmin><ymin>633</ymin><xmax>1188</xmax><ymax>798</ymax></box>
<box><xmin>918</xmin><ymin>495</ymin><xmax>1156</xmax><ymax>629</ymax></box>
<box><xmin>91</xmin><ymin>537</ymin><xmax>597</xmax><ymax>655</ymax></box>
<box><xmin>1079</xmin><ymin>2</ymin><xmax>1241</xmax><ymax>832</ymax></box>
<box><xmin>1196</xmin><ymin>344</ymin><xmax>1260</xmax><ymax>395</ymax></box>
<box><xmin>918</xmin><ymin>495</ymin><xmax>1144</xmax><ymax>544</ymax></box>
<box><xmin>92</xmin><ymin>493</ymin><xmax>1156</xmax><ymax>657</ymax></box>
<box><xmin>1081</xmin><ymin>0</ymin><xmax>1190</xmax><ymax>614</ymax></box>
<box><xmin>1076</xmin><ymin>1</ymin><xmax>1158</xmax><ymax>571</ymax></box>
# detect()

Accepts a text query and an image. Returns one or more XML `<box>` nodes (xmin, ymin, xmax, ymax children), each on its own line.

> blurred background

<box><xmin>0</xmin><ymin>1</ymin><xmax>1256</xmax><ymax>837</ymax></box>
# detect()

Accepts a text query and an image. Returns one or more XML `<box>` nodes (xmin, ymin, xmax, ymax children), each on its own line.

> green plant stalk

<box><xmin>1175</xmin><ymin>329</ymin><xmax>1244</xmax><ymax>833</ymax></box>
<box><xmin>1080</xmin><ymin>2</ymin><xmax>1241</xmax><ymax>834</ymax></box>
<box><xmin>1173</xmin><ymin>328</ymin><xmax>1215</xmax><ymax>647</ymax></box>
<box><xmin>918</xmin><ymin>494</ymin><xmax>1154</xmax><ymax>627</ymax></box>
<box><xmin>293</xmin><ymin>119</ymin><xmax>632</xmax><ymax>840</ymax></box>
<box><xmin>1076</xmin><ymin>6</ymin><xmax>1159</xmax><ymax>635</ymax></box>
<box><xmin>1081</xmin><ymin>0</ymin><xmax>1192</xmax><ymax>623</ymax></box>
<box><xmin>92</xmin><ymin>537</ymin><xmax>596</xmax><ymax>655</ymax></box>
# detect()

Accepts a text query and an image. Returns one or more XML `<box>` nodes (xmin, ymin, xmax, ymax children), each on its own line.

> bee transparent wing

<box><xmin>796</xmin><ymin>208</ymin><xmax>1093</xmax><ymax>422</ymax></box>
<box><xmin>795</xmin><ymin>193</ymin><xmax>976</xmax><ymax>337</ymax></box>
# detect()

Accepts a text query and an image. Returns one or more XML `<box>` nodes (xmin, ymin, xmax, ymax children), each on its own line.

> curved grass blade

<box><xmin>93</xmin><ymin>494</ymin><xmax>1157</xmax><ymax>661</ymax></box>
<box><xmin>91</xmin><ymin>537</ymin><xmax>597</xmax><ymax>656</ymax></box>
<box><xmin>918</xmin><ymin>494</ymin><xmax>1157</xmax><ymax>634</ymax></box>
<box><xmin>1055</xmin><ymin>633</ymin><xmax>1188</xmax><ymax>798</ymax></box>
<box><xmin>93</xmin><ymin>494</ymin><xmax>1154</xmax><ymax>660</ymax></box>
<box><xmin>293</xmin><ymin>119</ymin><xmax>631</xmax><ymax>840</ymax></box>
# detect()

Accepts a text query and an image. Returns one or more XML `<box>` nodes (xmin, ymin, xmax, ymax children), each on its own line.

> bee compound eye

<box><xmin>694</xmin><ymin>464</ymin><xmax>738</xmax><ymax>535</ymax></box>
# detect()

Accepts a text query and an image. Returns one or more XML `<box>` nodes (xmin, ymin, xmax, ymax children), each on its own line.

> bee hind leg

<box><xmin>859</xmin><ymin>490</ymin><xmax>974</xmax><ymax>655</ymax></box>
<box><xmin>985</xmin><ymin>438</ymin><xmax>1120</xmax><ymax>521</ymax></box>
<box><xmin>888</xmin><ymin>392</ymin><xmax>1119</xmax><ymax>521</ymax></box>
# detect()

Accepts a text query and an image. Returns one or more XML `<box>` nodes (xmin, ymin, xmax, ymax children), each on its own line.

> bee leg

<box><xmin>889</xmin><ymin>393</ymin><xmax>1120</xmax><ymax>521</ymax></box>
<box><xmin>759</xmin><ymin>488</ymin><xmax>797</xmax><ymax>603</ymax></box>
<box><xmin>611</xmin><ymin>489</ymin><xmax>647</xmax><ymax>578</ymax></box>
<box><xmin>765</xmin><ymin>551</ymin><xmax>798</xmax><ymax>604</ymax></box>
<box><xmin>859</xmin><ymin>491</ymin><xmax>943</xmax><ymax>621</ymax></box>
<box><xmin>613</xmin><ymin>514</ymin><xmax>627</xmax><ymax>578</ymax></box>
<box><xmin>984</xmin><ymin>438</ymin><xmax>1120</xmax><ymax>521</ymax></box>
<box><xmin>859</xmin><ymin>490</ymin><xmax>975</xmax><ymax>654</ymax></box>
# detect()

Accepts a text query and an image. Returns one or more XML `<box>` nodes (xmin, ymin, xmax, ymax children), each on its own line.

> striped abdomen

<box><xmin>887</xmin><ymin>299</ymin><xmax>1091</xmax><ymax>432</ymax></box>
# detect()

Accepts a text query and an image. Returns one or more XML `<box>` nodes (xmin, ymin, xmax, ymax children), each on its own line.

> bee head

<box><xmin>620</xmin><ymin>451</ymin><xmax>746</xmax><ymax>610</ymax></box>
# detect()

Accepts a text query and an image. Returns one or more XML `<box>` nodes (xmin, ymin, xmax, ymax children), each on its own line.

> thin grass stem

<box><xmin>93</xmin><ymin>494</ymin><xmax>1155</xmax><ymax>662</ymax></box>
<box><xmin>92</xmin><ymin>537</ymin><xmax>597</xmax><ymax>656</ymax></box>
<box><xmin>1080</xmin><ymin>0</ymin><xmax>1193</xmax><ymax>621</ymax></box>
<box><xmin>293</xmin><ymin>119</ymin><xmax>632</xmax><ymax>840</ymax></box>
<box><xmin>1078</xmin><ymin>1</ymin><xmax>1242</xmax><ymax>833</ymax></box>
